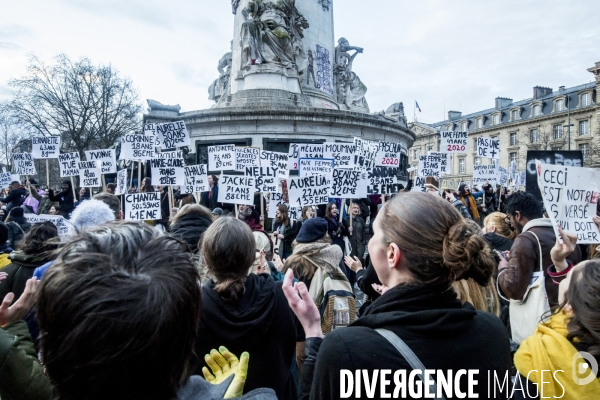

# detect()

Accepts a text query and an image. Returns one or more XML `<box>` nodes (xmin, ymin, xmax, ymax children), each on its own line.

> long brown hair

<box><xmin>565</xmin><ymin>260</ymin><xmax>600</xmax><ymax>358</ymax></box>
<box><xmin>453</xmin><ymin>277</ymin><xmax>500</xmax><ymax>315</ymax></box>
<box><xmin>379</xmin><ymin>192</ymin><xmax>495</xmax><ymax>287</ymax></box>
<box><xmin>276</xmin><ymin>203</ymin><xmax>290</xmax><ymax>226</ymax></box>
<box><xmin>325</xmin><ymin>202</ymin><xmax>337</xmax><ymax>220</ymax></box>
<box><xmin>201</xmin><ymin>217</ymin><xmax>255</xmax><ymax>302</ymax></box>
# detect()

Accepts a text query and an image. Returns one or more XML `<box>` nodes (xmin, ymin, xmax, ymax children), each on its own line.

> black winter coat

<box><xmin>192</xmin><ymin>274</ymin><xmax>304</xmax><ymax>400</ymax></box>
<box><xmin>301</xmin><ymin>283</ymin><xmax>512</xmax><ymax>399</ymax></box>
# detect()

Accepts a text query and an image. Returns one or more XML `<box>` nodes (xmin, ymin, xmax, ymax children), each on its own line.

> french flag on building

<box><xmin>415</xmin><ymin>100</ymin><xmax>422</xmax><ymax>112</ymax></box>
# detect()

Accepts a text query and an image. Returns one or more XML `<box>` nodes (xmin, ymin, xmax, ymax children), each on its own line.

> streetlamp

<box><xmin>564</xmin><ymin>94</ymin><xmax>574</xmax><ymax>150</ymax></box>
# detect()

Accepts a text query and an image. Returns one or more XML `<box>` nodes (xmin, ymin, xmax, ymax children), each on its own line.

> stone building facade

<box><xmin>409</xmin><ymin>60</ymin><xmax>600</xmax><ymax>189</ymax></box>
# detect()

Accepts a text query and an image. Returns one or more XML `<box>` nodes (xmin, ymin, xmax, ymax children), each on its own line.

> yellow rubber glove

<box><xmin>202</xmin><ymin>346</ymin><xmax>249</xmax><ymax>399</ymax></box>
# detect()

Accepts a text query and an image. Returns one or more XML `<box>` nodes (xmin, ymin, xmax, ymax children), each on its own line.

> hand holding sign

<box><xmin>550</xmin><ymin>225</ymin><xmax>578</xmax><ymax>272</ymax></box>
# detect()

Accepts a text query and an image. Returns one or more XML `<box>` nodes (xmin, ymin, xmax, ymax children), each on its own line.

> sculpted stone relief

<box><xmin>240</xmin><ymin>0</ymin><xmax>309</xmax><ymax>73</ymax></box>
<box><xmin>208</xmin><ymin>42</ymin><xmax>233</xmax><ymax>102</ymax></box>
<box><xmin>334</xmin><ymin>38</ymin><xmax>369</xmax><ymax>112</ymax></box>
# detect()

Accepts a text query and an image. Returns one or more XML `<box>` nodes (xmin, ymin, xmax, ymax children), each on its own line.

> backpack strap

<box><xmin>525</xmin><ymin>231</ymin><xmax>544</xmax><ymax>273</ymax></box>
<box><xmin>375</xmin><ymin>329</ymin><xmax>447</xmax><ymax>400</ymax></box>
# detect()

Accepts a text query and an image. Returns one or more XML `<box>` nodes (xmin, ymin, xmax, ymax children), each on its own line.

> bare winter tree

<box><xmin>519</xmin><ymin>124</ymin><xmax>566</xmax><ymax>152</ymax></box>
<box><xmin>0</xmin><ymin>102</ymin><xmax>30</xmax><ymax>169</ymax></box>
<box><xmin>6</xmin><ymin>54</ymin><xmax>141</xmax><ymax>156</ymax></box>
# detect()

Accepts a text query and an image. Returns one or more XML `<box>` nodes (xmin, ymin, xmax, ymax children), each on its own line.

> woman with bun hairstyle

<box><xmin>284</xmin><ymin>192</ymin><xmax>512</xmax><ymax>399</ymax></box>
<box><xmin>192</xmin><ymin>217</ymin><xmax>304</xmax><ymax>400</ymax></box>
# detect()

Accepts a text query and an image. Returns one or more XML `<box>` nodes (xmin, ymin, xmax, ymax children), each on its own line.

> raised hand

<box><xmin>281</xmin><ymin>269</ymin><xmax>323</xmax><ymax>338</ymax></box>
<box><xmin>550</xmin><ymin>226</ymin><xmax>578</xmax><ymax>272</ymax></box>
<box><xmin>0</xmin><ymin>277</ymin><xmax>39</xmax><ymax>326</ymax></box>
<box><xmin>202</xmin><ymin>346</ymin><xmax>249</xmax><ymax>399</ymax></box>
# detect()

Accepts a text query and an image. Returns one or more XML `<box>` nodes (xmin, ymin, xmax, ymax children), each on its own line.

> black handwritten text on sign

<box><xmin>125</xmin><ymin>192</ymin><xmax>161</xmax><ymax>221</ymax></box>
<box><xmin>155</xmin><ymin>121</ymin><xmax>189</xmax><ymax>149</ymax></box>
<box><xmin>476</xmin><ymin>137</ymin><xmax>500</xmax><ymax>160</ymax></box>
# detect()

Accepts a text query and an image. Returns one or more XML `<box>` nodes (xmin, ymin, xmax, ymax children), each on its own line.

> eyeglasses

<box><xmin>504</xmin><ymin>216</ymin><xmax>511</xmax><ymax>226</ymax></box>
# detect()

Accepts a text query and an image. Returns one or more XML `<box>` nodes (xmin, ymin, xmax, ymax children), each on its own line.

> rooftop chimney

<box><xmin>495</xmin><ymin>97</ymin><xmax>513</xmax><ymax>110</ymax></box>
<box><xmin>448</xmin><ymin>110</ymin><xmax>462</xmax><ymax>121</ymax></box>
<box><xmin>559</xmin><ymin>86</ymin><xmax>566</xmax><ymax>91</ymax></box>
<box><xmin>533</xmin><ymin>86</ymin><xmax>553</xmax><ymax>99</ymax></box>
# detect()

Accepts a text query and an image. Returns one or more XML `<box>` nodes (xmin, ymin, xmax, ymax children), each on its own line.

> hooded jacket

<box><xmin>192</xmin><ymin>273</ymin><xmax>304</xmax><ymax>400</ymax></box>
<box><xmin>6</xmin><ymin>218</ymin><xmax>32</xmax><ymax>249</ymax></box>
<box><xmin>301</xmin><ymin>283</ymin><xmax>512</xmax><ymax>400</ymax></box>
<box><xmin>498</xmin><ymin>218</ymin><xmax>582</xmax><ymax>307</ymax></box>
<box><xmin>0</xmin><ymin>251</ymin><xmax>51</xmax><ymax>304</ymax></box>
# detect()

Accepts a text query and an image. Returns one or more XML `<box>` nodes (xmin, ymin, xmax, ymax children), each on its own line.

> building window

<box><xmin>532</xmin><ymin>105</ymin><xmax>542</xmax><ymax>117</ymax></box>
<box><xmin>492</xmin><ymin>114</ymin><xmax>500</xmax><ymax>125</ymax></box>
<box><xmin>461</xmin><ymin>121</ymin><xmax>468</xmax><ymax>131</ymax></box>
<box><xmin>530</xmin><ymin>129</ymin><xmax>539</xmax><ymax>143</ymax></box>
<box><xmin>459</xmin><ymin>159</ymin><xmax>466</xmax><ymax>174</ymax></box>
<box><xmin>510</xmin><ymin>132</ymin><xmax>518</xmax><ymax>146</ymax></box>
<box><xmin>476</xmin><ymin>118</ymin><xmax>483</xmax><ymax>129</ymax></box>
<box><xmin>581</xmin><ymin>93</ymin><xmax>591</xmax><ymax>106</ymax></box>
<box><xmin>412</xmin><ymin>149</ymin><xmax>419</xmax><ymax>160</ymax></box>
<box><xmin>579</xmin><ymin>143</ymin><xmax>589</xmax><ymax>159</ymax></box>
<box><xmin>510</xmin><ymin>109</ymin><xmax>519</xmax><ymax>121</ymax></box>
<box><xmin>510</xmin><ymin>152</ymin><xmax>518</xmax><ymax>165</ymax></box>
<box><xmin>553</xmin><ymin>125</ymin><xmax>563</xmax><ymax>139</ymax></box>
<box><xmin>474</xmin><ymin>157</ymin><xmax>482</xmax><ymax>166</ymax></box>
<box><xmin>555</xmin><ymin>100</ymin><xmax>564</xmax><ymax>112</ymax></box>
<box><xmin>579</xmin><ymin>120</ymin><xmax>589</xmax><ymax>136</ymax></box>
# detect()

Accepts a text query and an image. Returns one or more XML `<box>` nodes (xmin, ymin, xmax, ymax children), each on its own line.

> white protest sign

<box><xmin>120</xmin><ymin>134</ymin><xmax>156</xmax><ymax>160</ymax></box>
<box><xmin>375</xmin><ymin>141</ymin><xmax>402</xmax><ymax>167</ymax></box>
<box><xmin>519</xmin><ymin>171</ymin><xmax>526</xmax><ymax>187</ymax></box>
<box><xmin>31</xmin><ymin>136</ymin><xmax>61</xmax><ymax>159</ymax></box>
<box><xmin>125</xmin><ymin>192</ymin><xmax>162</xmax><ymax>221</ymax></box>
<box><xmin>143</xmin><ymin>123</ymin><xmax>156</xmax><ymax>136</ymax></box>
<box><xmin>218</xmin><ymin>175</ymin><xmax>255</xmax><ymax>205</ymax></box>
<box><xmin>418</xmin><ymin>154</ymin><xmax>442</xmax><ymax>178</ymax></box>
<box><xmin>183</xmin><ymin>165</ymin><xmax>208</xmax><ymax>194</ymax></box>
<box><xmin>25</xmin><ymin>214</ymin><xmax>69</xmax><ymax>237</ymax></box>
<box><xmin>498</xmin><ymin>166</ymin><xmax>509</xmax><ymax>187</ymax></box>
<box><xmin>329</xmin><ymin>169</ymin><xmax>368</xmax><ymax>198</ymax></box>
<box><xmin>476</xmin><ymin>137</ymin><xmax>500</xmax><ymax>160</ymax></box>
<box><xmin>298</xmin><ymin>158</ymin><xmax>334</xmax><ymax>179</ymax></box>
<box><xmin>353</xmin><ymin>137</ymin><xmax>379</xmax><ymax>171</ymax></box>
<box><xmin>366</xmin><ymin>167</ymin><xmax>400</xmax><ymax>195</ymax></box>
<box><xmin>440</xmin><ymin>131</ymin><xmax>468</xmax><ymax>154</ymax></box>
<box><xmin>323</xmin><ymin>143</ymin><xmax>356</xmax><ymax>168</ymax></box>
<box><xmin>58</xmin><ymin>152</ymin><xmax>81</xmax><ymax>177</ymax></box>
<box><xmin>208</xmin><ymin>144</ymin><xmax>235</xmax><ymax>171</ymax></box>
<box><xmin>287</xmin><ymin>143</ymin><xmax>324</xmax><ymax>170</ymax></box>
<box><xmin>536</xmin><ymin>161</ymin><xmax>600</xmax><ymax>244</ymax></box>
<box><xmin>85</xmin><ymin>149</ymin><xmax>117</xmax><ymax>174</ymax></box>
<box><xmin>428</xmin><ymin>152</ymin><xmax>449</xmax><ymax>176</ymax></box>
<box><xmin>509</xmin><ymin>160</ymin><xmax>518</xmax><ymax>182</ymax></box>
<box><xmin>260</xmin><ymin>151</ymin><xmax>289</xmax><ymax>179</ymax></box>
<box><xmin>268</xmin><ymin>193</ymin><xmax>286</xmax><ymax>219</ymax></box>
<box><xmin>12</xmin><ymin>154</ymin><xmax>37</xmax><ymax>175</ymax></box>
<box><xmin>0</xmin><ymin>172</ymin><xmax>13</xmax><ymax>189</ymax></box>
<box><xmin>78</xmin><ymin>161</ymin><xmax>102</xmax><ymax>187</ymax></box>
<box><xmin>411</xmin><ymin>176</ymin><xmax>427</xmax><ymax>192</ymax></box>
<box><xmin>155</xmin><ymin>121</ymin><xmax>189</xmax><ymax>149</ymax></box>
<box><xmin>473</xmin><ymin>164</ymin><xmax>498</xmax><ymax>187</ymax></box>
<box><xmin>235</xmin><ymin>147</ymin><xmax>260</xmax><ymax>171</ymax></box>
<box><xmin>116</xmin><ymin>169</ymin><xmax>128</xmax><ymax>196</ymax></box>
<box><xmin>287</xmin><ymin>175</ymin><xmax>329</xmax><ymax>208</ymax></box>
<box><xmin>150</xmin><ymin>155</ymin><xmax>185</xmax><ymax>186</ymax></box>
<box><xmin>245</xmin><ymin>166</ymin><xmax>279</xmax><ymax>193</ymax></box>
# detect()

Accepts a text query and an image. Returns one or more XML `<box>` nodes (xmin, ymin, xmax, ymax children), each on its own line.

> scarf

<box><xmin>460</xmin><ymin>194</ymin><xmax>479</xmax><ymax>220</ymax></box>
<box><xmin>292</xmin><ymin>242</ymin><xmax>350</xmax><ymax>306</ymax></box>
<box><xmin>514</xmin><ymin>310</ymin><xmax>600</xmax><ymax>399</ymax></box>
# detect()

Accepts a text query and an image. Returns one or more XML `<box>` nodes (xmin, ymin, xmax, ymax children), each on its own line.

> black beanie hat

<box><xmin>9</xmin><ymin>207</ymin><xmax>24</xmax><ymax>219</ymax></box>
<box><xmin>0</xmin><ymin>223</ymin><xmax>8</xmax><ymax>245</ymax></box>
<box><xmin>296</xmin><ymin>217</ymin><xmax>328</xmax><ymax>243</ymax></box>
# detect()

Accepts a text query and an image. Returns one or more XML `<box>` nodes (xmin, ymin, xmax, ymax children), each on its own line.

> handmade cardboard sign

<box><xmin>476</xmin><ymin>137</ymin><xmax>500</xmax><ymax>160</ymax></box>
<box><xmin>323</xmin><ymin>143</ymin><xmax>356</xmax><ymax>168</ymax></box>
<box><xmin>217</xmin><ymin>175</ymin><xmax>255</xmax><ymax>205</ymax></box>
<box><xmin>329</xmin><ymin>169</ymin><xmax>368</xmax><ymax>198</ymax></box>
<box><xmin>125</xmin><ymin>192</ymin><xmax>161</xmax><ymax>221</ymax></box>
<box><xmin>298</xmin><ymin>158</ymin><xmax>334</xmax><ymax>178</ymax></box>
<box><xmin>288</xmin><ymin>143</ymin><xmax>324</xmax><ymax>170</ymax></box>
<box><xmin>183</xmin><ymin>165</ymin><xmax>208</xmax><ymax>194</ymax></box>
<box><xmin>116</xmin><ymin>169</ymin><xmax>128</xmax><ymax>196</ymax></box>
<box><xmin>85</xmin><ymin>149</ymin><xmax>117</xmax><ymax>174</ymax></box>
<box><xmin>260</xmin><ymin>151</ymin><xmax>289</xmax><ymax>179</ymax></box>
<box><xmin>536</xmin><ymin>161</ymin><xmax>600</xmax><ymax>244</ymax></box>
<box><xmin>150</xmin><ymin>156</ymin><xmax>185</xmax><ymax>186</ymax></box>
<box><xmin>31</xmin><ymin>136</ymin><xmax>61</xmax><ymax>159</ymax></box>
<box><xmin>366</xmin><ymin>167</ymin><xmax>399</xmax><ymax>195</ymax></box>
<box><xmin>120</xmin><ymin>135</ymin><xmax>156</xmax><ymax>160</ymax></box>
<box><xmin>12</xmin><ymin>154</ymin><xmax>37</xmax><ymax>175</ymax></box>
<box><xmin>235</xmin><ymin>147</ymin><xmax>260</xmax><ymax>171</ymax></box>
<box><xmin>155</xmin><ymin>121</ymin><xmax>190</xmax><ymax>149</ymax></box>
<box><xmin>79</xmin><ymin>161</ymin><xmax>101</xmax><ymax>187</ymax></box>
<box><xmin>58</xmin><ymin>152</ymin><xmax>81</xmax><ymax>177</ymax></box>
<box><xmin>375</xmin><ymin>141</ymin><xmax>402</xmax><ymax>167</ymax></box>
<box><xmin>440</xmin><ymin>131</ymin><xmax>468</xmax><ymax>154</ymax></box>
<box><xmin>472</xmin><ymin>164</ymin><xmax>498</xmax><ymax>187</ymax></box>
<box><xmin>208</xmin><ymin>145</ymin><xmax>235</xmax><ymax>171</ymax></box>
<box><xmin>245</xmin><ymin>166</ymin><xmax>279</xmax><ymax>193</ymax></box>
<box><xmin>418</xmin><ymin>154</ymin><xmax>442</xmax><ymax>178</ymax></box>
<box><xmin>287</xmin><ymin>175</ymin><xmax>329</xmax><ymax>207</ymax></box>
<box><xmin>25</xmin><ymin>214</ymin><xmax>69</xmax><ymax>237</ymax></box>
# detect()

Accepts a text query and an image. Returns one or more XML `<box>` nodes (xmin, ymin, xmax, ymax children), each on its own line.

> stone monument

<box><xmin>145</xmin><ymin>0</ymin><xmax>414</xmax><ymax>182</ymax></box>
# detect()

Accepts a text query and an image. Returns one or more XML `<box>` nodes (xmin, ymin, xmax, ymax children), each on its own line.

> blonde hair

<box><xmin>453</xmin><ymin>277</ymin><xmax>500</xmax><ymax>316</ymax></box>
<box><xmin>483</xmin><ymin>212</ymin><xmax>516</xmax><ymax>240</ymax></box>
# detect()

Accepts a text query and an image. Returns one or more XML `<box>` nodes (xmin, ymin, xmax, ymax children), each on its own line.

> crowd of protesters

<box><xmin>0</xmin><ymin>173</ymin><xmax>599</xmax><ymax>400</ymax></box>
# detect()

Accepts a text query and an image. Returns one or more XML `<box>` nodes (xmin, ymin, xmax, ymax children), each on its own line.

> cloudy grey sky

<box><xmin>1</xmin><ymin>0</ymin><xmax>598</xmax><ymax>125</ymax></box>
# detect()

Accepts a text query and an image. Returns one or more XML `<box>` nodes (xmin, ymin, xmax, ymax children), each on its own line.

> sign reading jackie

<box><xmin>536</xmin><ymin>161</ymin><xmax>600</xmax><ymax>244</ymax></box>
<box><xmin>217</xmin><ymin>175</ymin><xmax>255</xmax><ymax>206</ymax></box>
